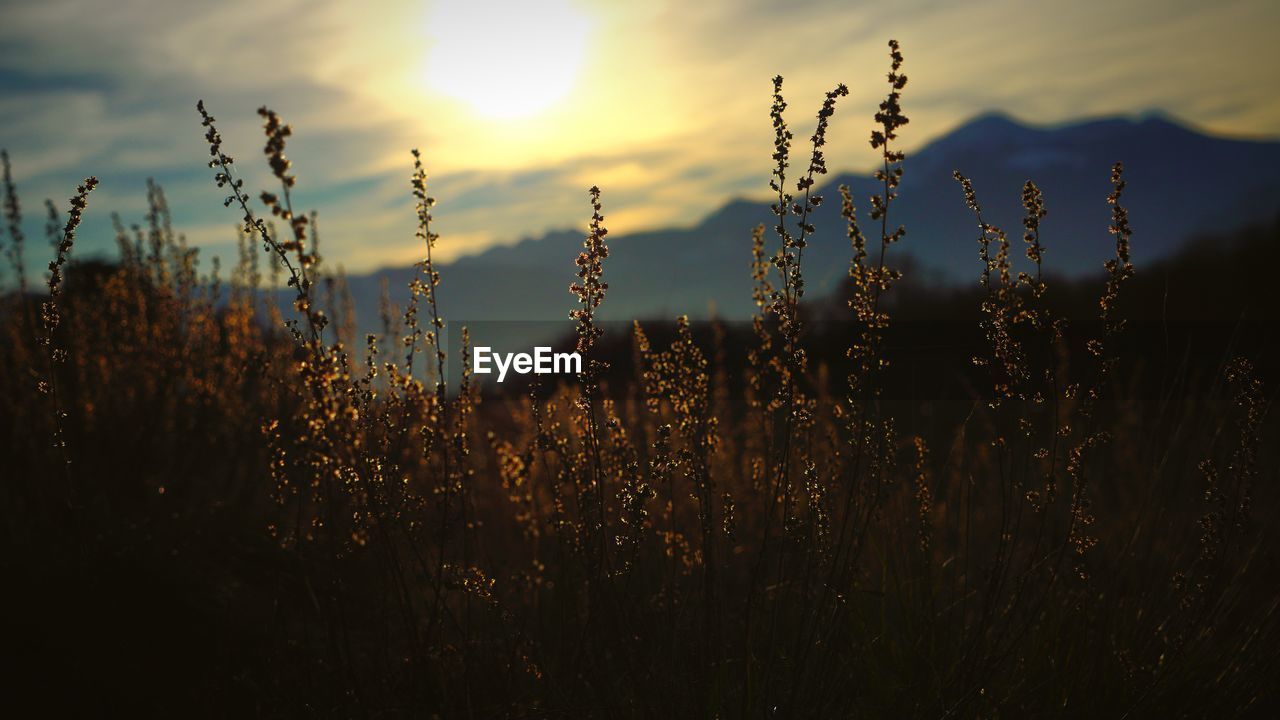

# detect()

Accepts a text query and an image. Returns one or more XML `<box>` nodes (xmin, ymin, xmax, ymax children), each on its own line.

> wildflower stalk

<box><xmin>197</xmin><ymin>101</ymin><xmax>324</xmax><ymax>347</ymax></box>
<box><xmin>743</xmin><ymin>78</ymin><xmax>849</xmax><ymax>684</ymax></box>
<box><xmin>39</xmin><ymin>177</ymin><xmax>99</xmax><ymax>488</ymax></box>
<box><xmin>2</xmin><ymin>151</ymin><xmax>28</xmax><ymax>296</ymax></box>
<box><xmin>833</xmin><ymin>37</ymin><xmax>909</xmax><ymax>612</ymax></box>
<box><xmin>406</xmin><ymin>148</ymin><xmax>447</xmax><ymax>394</ymax></box>
<box><xmin>1062</xmin><ymin>162</ymin><xmax>1135</xmax><ymax>577</ymax></box>
<box><xmin>569</xmin><ymin>185</ymin><xmax>611</xmax><ymax>577</ymax></box>
<box><xmin>2</xmin><ymin>151</ymin><xmax>43</xmax><ymax>349</ymax></box>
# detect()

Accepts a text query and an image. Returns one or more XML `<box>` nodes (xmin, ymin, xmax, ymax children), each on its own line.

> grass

<box><xmin>2</xmin><ymin>40</ymin><xmax>1277</xmax><ymax>718</ymax></box>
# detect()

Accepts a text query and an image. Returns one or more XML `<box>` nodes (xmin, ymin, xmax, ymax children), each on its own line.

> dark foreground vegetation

<box><xmin>2</xmin><ymin>42</ymin><xmax>1277</xmax><ymax>717</ymax></box>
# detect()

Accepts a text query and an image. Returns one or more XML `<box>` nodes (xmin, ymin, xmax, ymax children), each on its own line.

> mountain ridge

<box><xmin>332</xmin><ymin>112</ymin><xmax>1280</xmax><ymax>331</ymax></box>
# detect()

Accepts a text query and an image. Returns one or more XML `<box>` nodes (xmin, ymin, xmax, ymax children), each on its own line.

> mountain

<box><xmin>335</xmin><ymin>113</ymin><xmax>1280</xmax><ymax>334</ymax></box>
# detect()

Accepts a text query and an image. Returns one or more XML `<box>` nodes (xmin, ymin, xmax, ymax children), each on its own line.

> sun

<box><xmin>424</xmin><ymin>0</ymin><xmax>590</xmax><ymax>120</ymax></box>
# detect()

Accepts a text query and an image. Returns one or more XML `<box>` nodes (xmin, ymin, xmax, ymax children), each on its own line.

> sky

<box><xmin>2</xmin><ymin>0</ymin><xmax>1279</xmax><ymax>276</ymax></box>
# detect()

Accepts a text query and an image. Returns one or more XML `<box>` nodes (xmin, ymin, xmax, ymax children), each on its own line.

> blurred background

<box><xmin>2</xmin><ymin>0</ymin><xmax>1278</xmax><ymax>288</ymax></box>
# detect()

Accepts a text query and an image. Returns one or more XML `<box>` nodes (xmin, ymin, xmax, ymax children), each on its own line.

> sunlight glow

<box><xmin>424</xmin><ymin>0</ymin><xmax>590</xmax><ymax>120</ymax></box>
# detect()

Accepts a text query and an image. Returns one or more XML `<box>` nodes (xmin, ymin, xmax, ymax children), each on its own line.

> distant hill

<box><xmin>332</xmin><ymin>113</ymin><xmax>1280</xmax><ymax>333</ymax></box>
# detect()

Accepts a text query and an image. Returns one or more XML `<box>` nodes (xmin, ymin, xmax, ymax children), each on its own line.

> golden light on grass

<box><xmin>423</xmin><ymin>0</ymin><xmax>590</xmax><ymax>120</ymax></box>
<box><xmin>4</xmin><ymin>21</ymin><xmax>1279</xmax><ymax>716</ymax></box>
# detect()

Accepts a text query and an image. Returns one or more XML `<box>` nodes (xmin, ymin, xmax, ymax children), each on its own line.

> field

<box><xmin>2</xmin><ymin>42</ymin><xmax>1277</xmax><ymax>717</ymax></box>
